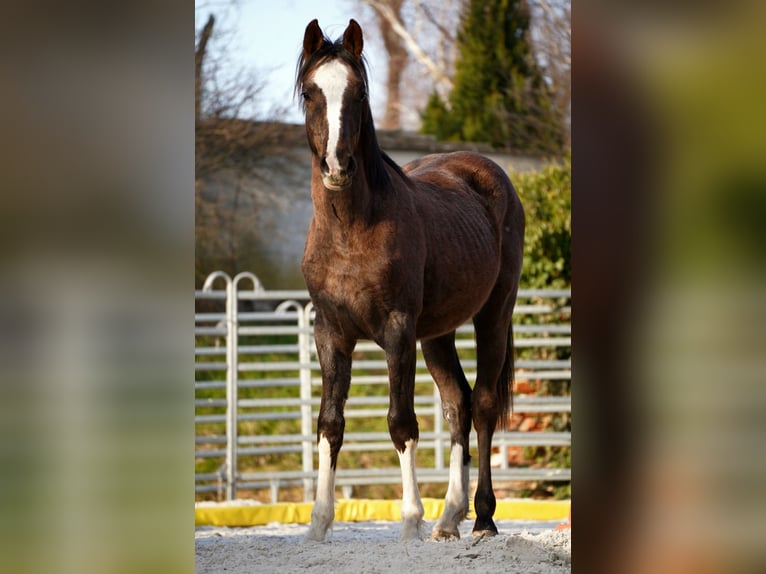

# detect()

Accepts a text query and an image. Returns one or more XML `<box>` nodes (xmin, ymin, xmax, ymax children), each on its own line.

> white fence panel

<box><xmin>195</xmin><ymin>272</ymin><xmax>571</xmax><ymax>501</ymax></box>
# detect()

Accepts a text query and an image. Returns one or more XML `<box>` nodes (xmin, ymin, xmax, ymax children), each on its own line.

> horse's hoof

<box><xmin>432</xmin><ymin>528</ymin><xmax>460</xmax><ymax>541</ymax></box>
<box><xmin>472</xmin><ymin>516</ymin><xmax>498</xmax><ymax>539</ymax></box>
<box><xmin>302</xmin><ymin>533</ymin><xmax>326</xmax><ymax>543</ymax></box>
<box><xmin>471</xmin><ymin>529</ymin><xmax>498</xmax><ymax>540</ymax></box>
<box><xmin>303</xmin><ymin>524</ymin><xmax>332</xmax><ymax>543</ymax></box>
<box><xmin>399</xmin><ymin>519</ymin><xmax>425</xmax><ymax>542</ymax></box>
<box><xmin>471</xmin><ymin>519</ymin><xmax>498</xmax><ymax>539</ymax></box>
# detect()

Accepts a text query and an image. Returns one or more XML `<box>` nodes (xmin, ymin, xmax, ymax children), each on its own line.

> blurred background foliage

<box><xmin>516</xmin><ymin>154</ymin><xmax>571</xmax><ymax>289</ymax></box>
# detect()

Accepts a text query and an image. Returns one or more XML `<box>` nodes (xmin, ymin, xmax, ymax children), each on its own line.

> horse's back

<box><xmin>403</xmin><ymin>151</ymin><xmax>510</xmax><ymax>191</ymax></box>
<box><xmin>403</xmin><ymin>151</ymin><xmax>524</xmax><ymax>265</ymax></box>
<box><xmin>403</xmin><ymin>151</ymin><xmax>518</xmax><ymax>228</ymax></box>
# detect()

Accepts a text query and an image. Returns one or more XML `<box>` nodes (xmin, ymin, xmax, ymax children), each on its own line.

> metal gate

<box><xmin>195</xmin><ymin>271</ymin><xmax>571</xmax><ymax>501</ymax></box>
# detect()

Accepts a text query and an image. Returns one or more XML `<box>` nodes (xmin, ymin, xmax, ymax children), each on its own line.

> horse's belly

<box><xmin>414</xmin><ymin>196</ymin><xmax>502</xmax><ymax>336</ymax></box>
<box><xmin>416</xmin><ymin>257</ymin><xmax>499</xmax><ymax>339</ymax></box>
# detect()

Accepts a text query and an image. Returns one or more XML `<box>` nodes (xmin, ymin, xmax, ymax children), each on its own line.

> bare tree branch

<box><xmin>533</xmin><ymin>0</ymin><xmax>571</xmax><ymax>66</ymax></box>
<box><xmin>372</xmin><ymin>0</ymin><xmax>408</xmax><ymax>128</ymax></box>
<box><xmin>417</xmin><ymin>0</ymin><xmax>456</xmax><ymax>43</ymax></box>
<box><xmin>363</xmin><ymin>0</ymin><xmax>454</xmax><ymax>92</ymax></box>
<box><xmin>528</xmin><ymin>0</ymin><xmax>571</xmax><ymax>144</ymax></box>
<box><xmin>194</xmin><ymin>6</ymin><xmax>295</xmax><ymax>284</ymax></box>
<box><xmin>195</xmin><ymin>14</ymin><xmax>215</xmax><ymax>123</ymax></box>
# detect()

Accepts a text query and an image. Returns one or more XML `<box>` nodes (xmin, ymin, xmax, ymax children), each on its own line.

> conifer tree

<box><xmin>421</xmin><ymin>0</ymin><xmax>564</xmax><ymax>154</ymax></box>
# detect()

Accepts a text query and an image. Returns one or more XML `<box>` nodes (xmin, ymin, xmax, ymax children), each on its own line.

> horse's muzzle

<box><xmin>320</xmin><ymin>155</ymin><xmax>355</xmax><ymax>190</ymax></box>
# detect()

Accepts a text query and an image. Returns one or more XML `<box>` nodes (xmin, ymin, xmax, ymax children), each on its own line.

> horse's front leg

<box><xmin>383</xmin><ymin>312</ymin><xmax>425</xmax><ymax>541</ymax></box>
<box><xmin>304</xmin><ymin>313</ymin><xmax>354</xmax><ymax>543</ymax></box>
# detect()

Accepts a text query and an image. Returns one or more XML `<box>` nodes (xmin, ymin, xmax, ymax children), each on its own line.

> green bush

<box><xmin>515</xmin><ymin>155</ymin><xmax>571</xmax><ymax>289</ymax></box>
<box><xmin>512</xmin><ymin>158</ymin><xmax>571</xmax><ymax>499</ymax></box>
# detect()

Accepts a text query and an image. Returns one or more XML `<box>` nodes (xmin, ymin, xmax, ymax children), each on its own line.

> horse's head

<box><xmin>297</xmin><ymin>19</ymin><xmax>368</xmax><ymax>191</ymax></box>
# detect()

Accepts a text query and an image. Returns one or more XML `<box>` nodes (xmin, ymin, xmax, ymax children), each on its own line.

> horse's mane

<box><xmin>295</xmin><ymin>34</ymin><xmax>407</xmax><ymax>193</ymax></box>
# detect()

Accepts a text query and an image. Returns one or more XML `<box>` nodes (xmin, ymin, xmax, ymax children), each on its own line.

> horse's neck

<box><xmin>310</xmin><ymin>161</ymin><xmax>374</xmax><ymax>231</ymax></box>
<box><xmin>309</xmin><ymin>121</ymin><xmax>393</xmax><ymax>233</ymax></box>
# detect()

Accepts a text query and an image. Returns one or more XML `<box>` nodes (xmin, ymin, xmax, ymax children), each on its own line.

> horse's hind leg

<box><xmin>422</xmin><ymin>333</ymin><xmax>472</xmax><ymax>540</ymax></box>
<box><xmin>471</xmin><ymin>286</ymin><xmax>517</xmax><ymax>538</ymax></box>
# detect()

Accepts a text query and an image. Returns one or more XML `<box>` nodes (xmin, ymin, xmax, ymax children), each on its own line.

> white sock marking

<box><xmin>433</xmin><ymin>443</ymin><xmax>470</xmax><ymax>537</ymax></box>
<box><xmin>311</xmin><ymin>59</ymin><xmax>350</xmax><ymax>175</ymax></box>
<box><xmin>397</xmin><ymin>439</ymin><xmax>424</xmax><ymax>540</ymax></box>
<box><xmin>444</xmin><ymin>443</ymin><xmax>469</xmax><ymax>510</ymax></box>
<box><xmin>305</xmin><ymin>434</ymin><xmax>335</xmax><ymax>542</ymax></box>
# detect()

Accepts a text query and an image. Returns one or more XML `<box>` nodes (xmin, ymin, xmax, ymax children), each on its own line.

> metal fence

<box><xmin>195</xmin><ymin>271</ymin><xmax>571</xmax><ymax>502</ymax></box>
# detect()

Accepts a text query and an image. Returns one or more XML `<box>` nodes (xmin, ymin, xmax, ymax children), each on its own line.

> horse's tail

<box><xmin>497</xmin><ymin>324</ymin><xmax>515</xmax><ymax>431</ymax></box>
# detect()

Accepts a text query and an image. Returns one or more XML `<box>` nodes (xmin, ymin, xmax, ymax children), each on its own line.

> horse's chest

<box><xmin>302</xmin><ymin>240</ymin><xmax>402</xmax><ymax>334</ymax></box>
<box><xmin>304</xmin><ymin>249</ymin><xmax>388</xmax><ymax>303</ymax></box>
<box><xmin>305</xmin><ymin>273</ymin><xmax>388</xmax><ymax>340</ymax></box>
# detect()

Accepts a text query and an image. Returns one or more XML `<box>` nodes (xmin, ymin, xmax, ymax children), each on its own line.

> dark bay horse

<box><xmin>297</xmin><ymin>19</ymin><xmax>524</xmax><ymax>542</ymax></box>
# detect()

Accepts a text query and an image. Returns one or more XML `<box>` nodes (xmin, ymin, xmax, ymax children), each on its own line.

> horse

<box><xmin>296</xmin><ymin>19</ymin><xmax>525</xmax><ymax>542</ymax></box>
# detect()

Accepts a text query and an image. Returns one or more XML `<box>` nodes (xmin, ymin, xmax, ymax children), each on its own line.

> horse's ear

<box><xmin>303</xmin><ymin>19</ymin><xmax>325</xmax><ymax>59</ymax></box>
<box><xmin>342</xmin><ymin>19</ymin><xmax>363</xmax><ymax>60</ymax></box>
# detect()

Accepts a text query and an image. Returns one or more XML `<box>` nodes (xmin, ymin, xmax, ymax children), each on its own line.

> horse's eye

<box><xmin>301</xmin><ymin>91</ymin><xmax>311</xmax><ymax>102</ymax></box>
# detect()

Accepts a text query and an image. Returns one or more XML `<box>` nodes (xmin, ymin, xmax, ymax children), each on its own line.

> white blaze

<box><xmin>311</xmin><ymin>59</ymin><xmax>350</xmax><ymax>175</ymax></box>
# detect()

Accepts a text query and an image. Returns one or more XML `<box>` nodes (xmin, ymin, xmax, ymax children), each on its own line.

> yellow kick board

<box><xmin>195</xmin><ymin>498</ymin><xmax>570</xmax><ymax>527</ymax></box>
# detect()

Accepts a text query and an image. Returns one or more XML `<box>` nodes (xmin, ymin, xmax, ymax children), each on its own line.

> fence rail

<box><xmin>195</xmin><ymin>271</ymin><xmax>571</xmax><ymax>501</ymax></box>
